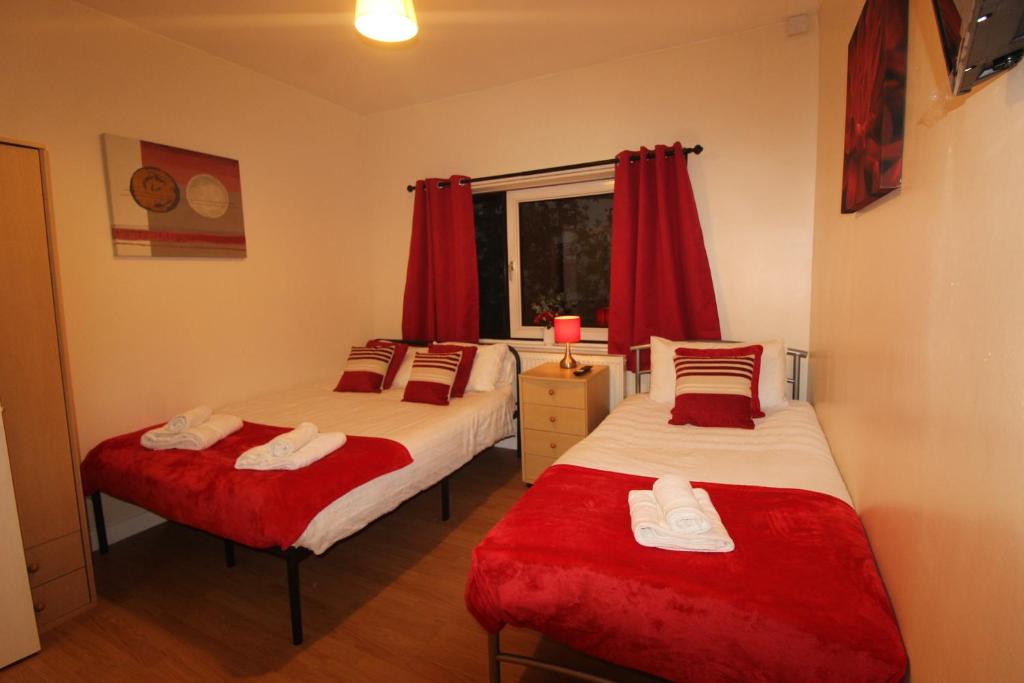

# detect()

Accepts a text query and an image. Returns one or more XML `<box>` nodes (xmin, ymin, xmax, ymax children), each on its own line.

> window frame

<box><xmin>505</xmin><ymin>178</ymin><xmax>614</xmax><ymax>341</ymax></box>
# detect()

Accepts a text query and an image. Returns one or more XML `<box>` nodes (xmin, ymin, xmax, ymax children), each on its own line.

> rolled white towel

<box><xmin>235</xmin><ymin>432</ymin><xmax>347</xmax><ymax>471</ymax></box>
<box><xmin>653</xmin><ymin>475</ymin><xmax>711</xmax><ymax>535</ymax></box>
<box><xmin>165</xmin><ymin>405</ymin><xmax>212</xmax><ymax>434</ymax></box>
<box><xmin>629</xmin><ymin>488</ymin><xmax>734</xmax><ymax>553</ymax></box>
<box><xmin>141</xmin><ymin>414</ymin><xmax>243</xmax><ymax>451</ymax></box>
<box><xmin>266</xmin><ymin>422</ymin><xmax>318</xmax><ymax>458</ymax></box>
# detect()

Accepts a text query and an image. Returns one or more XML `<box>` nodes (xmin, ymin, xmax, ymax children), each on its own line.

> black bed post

<box><xmin>489</xmin><ymin>631</ymin><xmax>502</xmax><ymax>683</ymax></box>
<box><xmin>223</xmin><ymin>540</ymin><xmax>236</xmax><ymax>568</ymax></box>
<box><xmin>91</xmin><ymin>493</ymin><xmax>109</xmax><ymax>554</ymax></box>
<box><xmin>286</xmin><ymin>548</ymin><xmax>304</xmax><ymax>645</ymax></box>
<box><xmin>441</xmin><ymin>476</ymin><xmax>451</xmax><ymax>521</ymax></box>
<box><xmin>510</xmin><ymin>346</ymin><xmax>522</xmax><ymax>461</ymax></box>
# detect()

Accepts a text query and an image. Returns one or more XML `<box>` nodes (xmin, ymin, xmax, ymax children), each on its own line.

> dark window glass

<box><xmin>473</xmin><ymin>192</ymin><xmax>509</xmax><ymax>339</ymax></box>
<box><xmin>518</xmin><ymin>193</ymin><xmax>612</xmax><ymax>328</ymax></box>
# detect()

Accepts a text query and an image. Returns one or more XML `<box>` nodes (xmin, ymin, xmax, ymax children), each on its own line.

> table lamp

<box><xmin>553</xmin><ymin>315</ymin><xmax>581</xmax><ymax>369</ymax></box>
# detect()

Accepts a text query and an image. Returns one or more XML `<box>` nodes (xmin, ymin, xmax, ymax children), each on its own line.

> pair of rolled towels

<box><xmin>235</xmin><ymin>421</ymin><xmax>347</xmax><ymax>471</ymax></box>
<box><xmin>141</xmin><ymin>405</ymin><xmax>243</xmax><ymax>451</ymax></box>
<box><xmin>628</xmin><ymin>475</ymin><xmax>734</xmax><ymax>552</ymax></box>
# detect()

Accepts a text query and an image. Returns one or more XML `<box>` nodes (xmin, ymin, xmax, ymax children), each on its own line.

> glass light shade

<box><xmin>355</xmin><ymin>0</ymin><xmax>418</xmax><ymax>43</ymax></box>
<box><xmin>553</xmin><ymin>315</ymin><xmax>582</xmax><ymax>343</ymax></box>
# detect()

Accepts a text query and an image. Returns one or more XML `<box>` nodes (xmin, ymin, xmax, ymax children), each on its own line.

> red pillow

<box><xmin>402</xmin><ymin>350</ymin><xmax>463</xmax><ymax>405</ymax></box>
<box><xmin>429</xmin><ymin>343</ymin><xmax>477</xmax><ymax>398</ymax></box>
<box><xmin>367</xmin><ymin>339</ymin><xmax>408</xmax><ymax>390</ymax></box>
<box><xmin>669</xmin><ymin>345</ymin><xmax>764</xmax><ymax>429</ymax></box>
<box><xmin>335</xmin><ymin>345</ymin><xmax>396</xmax><ymax>393</ymax></box>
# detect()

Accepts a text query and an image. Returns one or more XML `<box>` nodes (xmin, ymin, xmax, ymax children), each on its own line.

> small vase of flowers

<box><xmin>531</xmin><ymin>293</ymin><xmax>569</xmax><ymax>345</ymax></box>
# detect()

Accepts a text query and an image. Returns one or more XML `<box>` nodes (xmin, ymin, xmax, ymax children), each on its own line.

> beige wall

<box><xmin>810</xmin><ymin>1</ymin><xmax>1023</xmax><ymax>680</ymax></box>
<box><xmin>362</xmin><ymin>21</ymin><xmax>822</xmax><ymax>350</ymax></box>
<box><xmin>0</xmin><ymin>0</ymin><xmax>372</xmax><ymax>532</ymax></box>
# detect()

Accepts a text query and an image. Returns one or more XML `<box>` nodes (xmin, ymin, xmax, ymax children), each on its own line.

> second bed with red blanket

<box><xmin>466</xmin><ymin>464</ymin><xmax>907</xmax><ymax>682</ymax></box>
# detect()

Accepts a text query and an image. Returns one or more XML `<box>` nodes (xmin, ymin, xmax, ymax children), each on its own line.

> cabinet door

<box><xmin>0</xmin><ymin>407</ymin><xmax>41</xmax><ymax>666</ymax></box>
<box><xmin>0</xmin><ymin>143</ymin><xmax>80</xmax><ymax>548</ymax></box>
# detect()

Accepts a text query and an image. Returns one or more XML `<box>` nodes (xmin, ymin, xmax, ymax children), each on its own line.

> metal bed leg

<box><xmin>489</xmin><ymin>630</ymin><xmax>502</xmax><ymax>683</ymax></box>
<box><xmin>91</xmin><ymin>493</ymin><xmax>109</xmax><ymax>554</ymax></box>
<box><xmin>286</xmin><ymin>548</ymin><xmax>303</xmax><ymax>645</ymax></box>
<box><xmin>223</xmin><ymin>540</ymin><xmax>236</xmax><ymax>568</ymax></box>
<box><xmin>441</xmin><ymin>476</ymin><xmax>451</xmax><ymax>522</ymax></box>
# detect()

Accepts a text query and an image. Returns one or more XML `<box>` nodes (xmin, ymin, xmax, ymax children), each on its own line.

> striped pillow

<box><xmin>429</xmin><ymin>343</ymin><xmax>477</xmax><ymax>397</ymax></box>
<box><xmin>402</xmin><ymin>350</ymin><xmax>463</xmax><ymax>405</ymax></box>
<box><xmin>367</xmin><ymin>339</ymin><xmax>409</xmax><ymax>389</ymax></box>
<box><xmin>334</xmin><ymin>345</ymin><xmax>396</xmax><ymax>393</ymax></box>
<box><xmin>669</xmin><ymin>345</ymin><xmax>764</xmax><ymax>429</ymax></box>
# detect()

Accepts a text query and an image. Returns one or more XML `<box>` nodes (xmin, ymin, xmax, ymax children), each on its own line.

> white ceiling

<box><xmin>77</xmin><ymin>0</ymin><xmax>821</xmax><ymax>114</ymax></box>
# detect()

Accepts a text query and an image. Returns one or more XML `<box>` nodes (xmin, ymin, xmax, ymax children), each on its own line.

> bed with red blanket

<box><xmin>465</xmin><ymin>394</ymin><xmax>907</xmax><ymax>682</ymax></box>
<box><xmin>83</xmin><ymin>362</ymin><xmax>516</xmax><ymax>644</ymax></box>
<box><xmin>81</xmin><ymin>422</ymin><xmax>413</xmax><ymax>551</ymax></box>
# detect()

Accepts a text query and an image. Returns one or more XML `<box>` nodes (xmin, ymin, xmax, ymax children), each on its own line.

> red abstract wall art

<box><xmin>841</xmin><ymin>0</ymin><xmax>908</xmax><ymax>213</ymax></box>
<box><xmin>102</xmin><ymin>134</ymin><xmax>246</xmax><ymax>258</ymax></box>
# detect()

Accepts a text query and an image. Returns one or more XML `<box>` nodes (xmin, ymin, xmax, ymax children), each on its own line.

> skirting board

<box><xmin>87</xmin><ymin>502</ymin><xmax>165</xmax><ymax>551</ymax></box>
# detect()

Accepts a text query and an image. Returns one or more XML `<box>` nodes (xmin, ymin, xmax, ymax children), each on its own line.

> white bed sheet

<box><xmin>555</xmin><ymin>395</ymin><xmax>852</xmax><ymax>505</ymax></box>
<box><xmin>221</xmin><ymin>378</ymin><xmax>515</xmax><ymax>553</ymax></box>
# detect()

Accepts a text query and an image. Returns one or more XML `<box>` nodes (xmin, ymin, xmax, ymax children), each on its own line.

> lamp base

<box><xmin>559</xmin><ymin>343</ymin><xmax>578</xmax><ymax>369</ymax></box>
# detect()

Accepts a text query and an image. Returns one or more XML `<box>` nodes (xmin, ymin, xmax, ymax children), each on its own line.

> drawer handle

<box><xmin>549</xmin><ymin>442</ymin><xmax>557</xmax><ymax>449</ymax></box>
<box><xmin>27</xmin><ymin>562</ymin><xmax>40</xmax><ymax>574</ymax></box>
<box><xmin>34</xmin><ymin>601</ymin><xmax>45</xmax><ymax>613</ymax></box>
<box><xmin>548</xmin><ymin>416</ymin><xmax>557</xmax><ymax>423</ymax></box>
<box><xmin>547</xmin><ymin>389</ymin><xmax>555</xmax><ymax>396</ymax></box>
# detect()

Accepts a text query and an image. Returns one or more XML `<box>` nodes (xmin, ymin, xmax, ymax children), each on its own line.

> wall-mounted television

<box><xmin>932</xmin><ymin>0</ymin><xmax>1024</xmax><ymax>94</ymax></box>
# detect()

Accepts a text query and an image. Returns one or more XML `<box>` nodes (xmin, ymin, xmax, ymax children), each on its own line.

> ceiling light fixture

<box><xmin>355</xmin><ymin>0</ymin><xmax>418</xmax><ymax>43</ymax></box>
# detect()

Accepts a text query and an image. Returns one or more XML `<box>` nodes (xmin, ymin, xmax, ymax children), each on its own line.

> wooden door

<box><xmin>0</xmin><ymin>143</ymin><xmax>80</xmax><ymax>548</ymax></box>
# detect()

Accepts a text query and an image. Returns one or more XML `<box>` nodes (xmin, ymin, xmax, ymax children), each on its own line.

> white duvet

<box><xmin>220</xmin><ymin>378</ymin><xmax>515</xmax><ymax>553</ymax></box>
<box><xmin>555</xmin><ymin>395</ymin><xmax>853</xmax><ymax>505</ymax></box>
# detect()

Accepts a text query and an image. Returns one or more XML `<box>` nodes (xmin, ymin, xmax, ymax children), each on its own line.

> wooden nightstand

<box><xmin>519</xmin><ymin>363</ymin><xmax>609</xmax><ymax>484</ymax></box>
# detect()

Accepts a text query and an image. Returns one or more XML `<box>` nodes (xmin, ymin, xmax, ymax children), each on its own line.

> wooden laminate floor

<box><xmin>1</xmin><ymin>448</ymin><xmax>654</xmax><ymax>682</ymax></box>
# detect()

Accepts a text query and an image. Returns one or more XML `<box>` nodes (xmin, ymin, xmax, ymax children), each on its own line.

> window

<box><xmin>474</xmin><ymin>179</ymin><xmax>613</xmax><ymax>341</ymax></box>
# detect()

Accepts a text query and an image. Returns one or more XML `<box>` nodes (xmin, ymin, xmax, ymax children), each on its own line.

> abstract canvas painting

<box><xmin>102</xmin><ymin>134</ymin><xmax>246</xmax><ymax>257</ymax></box>
<box><xmin>841</xmin><ymin>0</ymin><xmax>908</xmax><ymax>213</ymax></box>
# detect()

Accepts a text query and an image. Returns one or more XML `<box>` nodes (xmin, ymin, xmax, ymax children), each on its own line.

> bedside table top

<box><xmin>521</xmin><ymin>362</ymin><xmax>608</xmax><ymax>381</ymax></box>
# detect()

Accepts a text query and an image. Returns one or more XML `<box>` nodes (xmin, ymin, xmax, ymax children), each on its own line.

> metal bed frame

<box><xmin>486</xmin><ymin>343</ymin><xmax>808</xmax><ymax>682</ymax></box>
<box><xmin>90</xmin><ymin>340</ymin><xmax>521</xmax><ymax>646</ymax></box>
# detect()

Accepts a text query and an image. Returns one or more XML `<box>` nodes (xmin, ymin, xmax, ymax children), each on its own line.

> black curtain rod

<box><xmin>405</xmin><ymin>144</ymin><xmax>703</xmax><ymax>192</ymax></box>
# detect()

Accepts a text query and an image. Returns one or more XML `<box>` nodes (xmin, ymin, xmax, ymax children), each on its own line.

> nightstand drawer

<box><xmin>523</xmin><ymin>429</ymin><xmax>582</xmax><ymax>459</ymax></box>
<box><xmin>522</xmin><ymin>452</ymin><xmax>559</xmax><ymax>484</ymax></box>
<box><xmin>521</xmin><ymin>380</ymin><xmax>586</xmax><ymax>409</ymax></box>
<box><xmin>522</xmin><ymin>405</ymin><xmax>587</xmax><ymax>435</ymax></box>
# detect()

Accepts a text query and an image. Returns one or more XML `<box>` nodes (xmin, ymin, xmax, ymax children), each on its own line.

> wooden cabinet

<box><xmin>519</xmin><ymin>363</ymin><xmax>609</xmax><ymax>484</ymax></box>
<box><xmin>0</xmin><ymin>140</ymin><xmax>94</xmax><ymax>636</ymax></box>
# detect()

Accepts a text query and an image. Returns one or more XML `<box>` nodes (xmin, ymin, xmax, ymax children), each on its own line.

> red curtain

<box><xmin>401</xmin><ymin>176</ymin><xmax>480</xmax><ymax>342</ymax></box>
<box><xmin>608</xmin><ymin>143</ymin><xmax>721</xmax><ymax>370</ymax></box>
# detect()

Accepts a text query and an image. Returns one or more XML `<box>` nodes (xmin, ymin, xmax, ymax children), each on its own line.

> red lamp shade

<box><xmin>553</xmin><ymin>315</ymin><xmax>581</xmax><ymax>344</ymax></box>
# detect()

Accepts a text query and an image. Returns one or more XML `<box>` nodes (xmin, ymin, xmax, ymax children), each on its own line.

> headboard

<box><xmin>628</xmin><ymin>343</ymin><xmax>808</xmax><ymax>400</ymax></box>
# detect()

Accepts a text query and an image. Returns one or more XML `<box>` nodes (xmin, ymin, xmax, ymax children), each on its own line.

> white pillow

<box><xmin>439</xmin><ymin>342</ymin><xmax>510</xmax><ymax>393</ymax></box>
<box><xmin>649</xmin><ymin>336</ymin><xmax>788</xmax><ymax>409</ymax></box>
<box><xmin>494</xmin><ymin>347</ymin><xmax>518</xmax><ymax>388</ymax></box>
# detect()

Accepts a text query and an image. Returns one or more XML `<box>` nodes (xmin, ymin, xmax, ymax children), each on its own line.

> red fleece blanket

<box><xmin>81</xmin><ymin>422</ymin><xmax>412</xmax><ymax>550</ymax></box>
<box><xmin>465</xmin><ymin>465</ymin><xmax>907</xmax><ymax>683</ymax></box>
